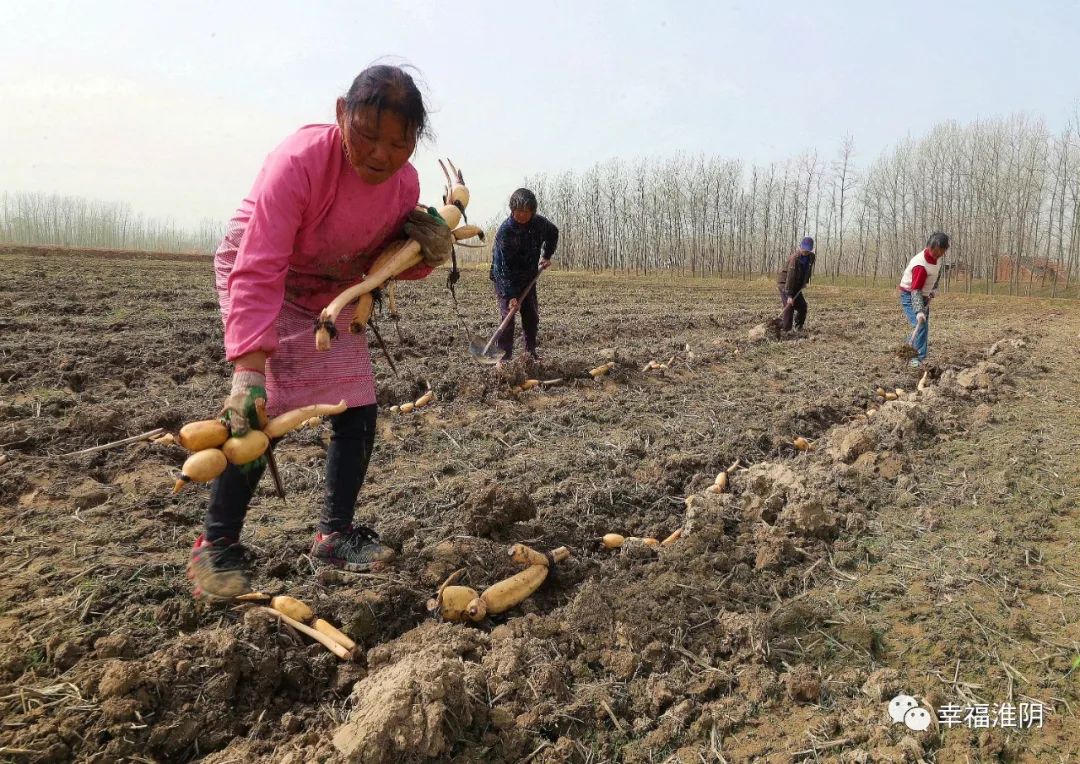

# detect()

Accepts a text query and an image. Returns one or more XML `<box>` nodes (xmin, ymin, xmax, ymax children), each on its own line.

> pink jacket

<box><xmin>217</xmin><ymin>123</ymin><xmax>430</xmax><ymax>361</ymax></box>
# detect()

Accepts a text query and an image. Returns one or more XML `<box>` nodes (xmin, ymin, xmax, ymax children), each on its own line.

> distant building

<box><xmin>939</xmin><ymin>262</ymin><xmax>973</xmax><ymax>280</ymax></box>
<box><xmin>994</xmin><ymin>255</ymin><xmax>1065</xmax><ymax>283</ymax></box>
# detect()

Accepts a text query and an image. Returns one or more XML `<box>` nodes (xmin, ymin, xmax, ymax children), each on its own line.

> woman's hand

<box><xmin>220</xmin><ymin>366</ymin><xmax>267</xmax><ymax>436</ymax></box>
<box><xmin>404</xmin><ymin>207</ymin><xmax>454</xmax><ymax>267</ymax></box>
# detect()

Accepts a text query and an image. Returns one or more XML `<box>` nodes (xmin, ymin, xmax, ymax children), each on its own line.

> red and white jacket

<box><xmin>899</xmin><ymin>249</ymin><xmax>941</xmax><ymax>295</ymax></box>
<box><xmin>899</xmin><ymin>249</ymin><xmax>941</xmax><ymax>314</ymax></box>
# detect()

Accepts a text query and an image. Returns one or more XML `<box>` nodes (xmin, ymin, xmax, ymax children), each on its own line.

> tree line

<box><xmin>5</xmin><ymin>112</ymin><xmax>1080</xmax><ymax>297</ymax></box>
<box><xmin>0</xmin><ymin>192</ymin><xmax>223</xmax><ymax>254</ymax></box>
<box><xmin>467</xmin><ymin>112</ymin><xmax>1080</xmax><ymax>297</ymax></box>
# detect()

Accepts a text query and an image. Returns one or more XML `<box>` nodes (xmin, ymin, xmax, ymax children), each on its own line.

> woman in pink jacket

<box><xmin>189</xmin><ymin>65</ymin><xmax>454</xmax><ymax>598</ymax></box>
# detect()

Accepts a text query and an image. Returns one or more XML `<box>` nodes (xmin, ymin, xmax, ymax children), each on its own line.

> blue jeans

<box><xmin>899</xmin><ymin>292</ymin><xmax>929</xmax><ymax>360</ymax></box>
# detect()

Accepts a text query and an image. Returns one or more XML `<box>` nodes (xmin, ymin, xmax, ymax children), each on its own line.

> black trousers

<box><xmin>204</xmin><ymin>404</ymin><xmax>377</xmax><ymax>541</ymax></box>
<box><xmin>495</xmin><ymin>288</ymin><xmax>540</xmax><ymax>359</ymax></box>
<box><xmin>778</xmin><ymin>288</ymin><xmax>808</xmax><ymax>331</ymax></box>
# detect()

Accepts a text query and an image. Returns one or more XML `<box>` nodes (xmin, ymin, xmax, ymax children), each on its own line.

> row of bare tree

<box><xmin>5</xmin><ymin>113</ymin><xmax>1080</xmax><ymax>297</ymax></box>
<box><xmin>0</xmin><ymin>192</ymin><xmax>224</xmax><ymax>254</ymax></box>
<box><xmin>466</xmin><ymin>113</ymin><xmax>1080</xmax><ymax>297</ymax></box>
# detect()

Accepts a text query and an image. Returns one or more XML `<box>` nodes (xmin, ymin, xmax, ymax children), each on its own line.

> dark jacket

<box><xmin>490</xmin><ymin>214</ymin><xmax>559</xmax><ymax>298</ymax></box>
<box><xmin>777</xmin><ymin>250</ymin><xmax>815</xmax><ymax>295</ymax></box>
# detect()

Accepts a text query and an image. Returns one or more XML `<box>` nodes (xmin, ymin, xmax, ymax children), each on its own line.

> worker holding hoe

<box><xmin>899</xmin><ymin>232</ymin><xmax>949</xmax><ymax>368</ymax></box>
<box><xmin>188</xmin><ymin>64</ymin><xmax>454</xmax><ymax>599</ymax></box>
<box><xmin>777</xmin><ymin>236</ymin><xmax>816</xmax><ymax>333</ymax></box>
<box><xmin>490</xmin><ymin>188</ymin><xmax>559</xmax><ymax>363</ymax></box>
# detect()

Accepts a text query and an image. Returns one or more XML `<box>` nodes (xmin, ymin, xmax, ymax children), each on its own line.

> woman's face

<box><xmin>336</xmin><ymin>99</ymin><xmax>416</xmax><ymax>185</ymax></box>
<box><xmin>512</xmin><ymin>209</ymin><xmax>534</xmax><ymax>225</ymax></box>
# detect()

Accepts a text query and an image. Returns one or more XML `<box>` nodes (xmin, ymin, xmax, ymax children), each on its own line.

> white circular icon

<box><xmin>904</xmin><ymin>706</ymin><xmax>932</xmax><ymax>731</ymax></box>
<box><xmin>888</xmin><ymin>694</ymin><xmax>919</xmax><ymax>724</ymax></box>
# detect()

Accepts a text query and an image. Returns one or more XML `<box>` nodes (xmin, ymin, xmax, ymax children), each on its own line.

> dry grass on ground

<box><xmin>1</xmin><ymin>251</ymin><xmax>1079</xmax><ymax>762</ymax></box>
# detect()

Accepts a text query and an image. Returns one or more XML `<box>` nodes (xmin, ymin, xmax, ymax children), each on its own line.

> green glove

<box><xmin>425</xmin><ymin>206</ymin><xmax>447</xmax><ymax>225</ymax></box>
<box><xmin>220</xmin><ymin>369</ymin><xmax>267</xmax><ymax>437</ymax></box>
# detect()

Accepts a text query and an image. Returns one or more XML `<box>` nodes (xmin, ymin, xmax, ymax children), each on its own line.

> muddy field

<box><xmin>2</xmin><ymin>249</ymin><xmax>1079</xmax><ymax>763</ymax></box>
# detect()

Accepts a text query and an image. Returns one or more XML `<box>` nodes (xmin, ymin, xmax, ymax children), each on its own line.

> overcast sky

<box><xmin>2</xmin><ymin>0</ymin><xmax>1078</xmax><ymax>230</ymax></box>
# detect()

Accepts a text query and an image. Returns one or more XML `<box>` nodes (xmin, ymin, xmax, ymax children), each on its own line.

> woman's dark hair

<box><xmin>343</xmin><ymin>65</ymin><xmax>430</xmax><ymax>142</ymax></box>
<box><xmin>509</xmin><ymin>188</ymin><xmax>538</xmax><ymax>213</ymax></box>
<box><xmin>927</xmin><ymin>231</ymin><xmax>950</xmax><ymax>250</ymax></box>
